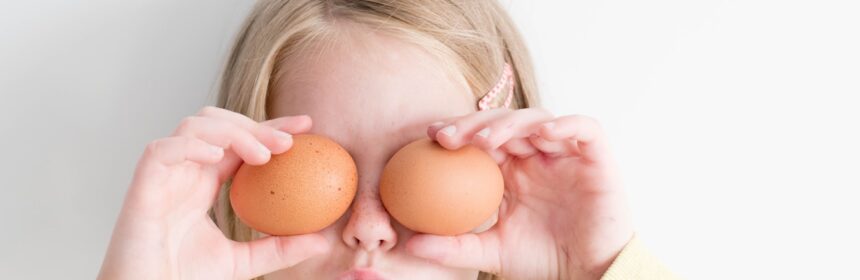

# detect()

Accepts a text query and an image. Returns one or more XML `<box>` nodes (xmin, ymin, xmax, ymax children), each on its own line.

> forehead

<box><xmin>268</xmin><ymin>28</ymin><xmax>475</xmax><ymax>157</ymax></box>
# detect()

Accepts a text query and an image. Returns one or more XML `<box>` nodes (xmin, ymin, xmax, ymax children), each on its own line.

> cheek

<box><xmin>322</xmin><ymin>211</ymin><xmax>352</xmax><ymax>241</ymax></box>
<box><xmin>390</xmin><ymin>217</ymin><xmax>417</xmax><ymax>247</ymax></box>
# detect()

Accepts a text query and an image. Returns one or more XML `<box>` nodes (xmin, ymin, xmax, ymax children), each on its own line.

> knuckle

<box><xmin>143</xmin><ymin>139</ymin><xmax>166</xmax><ymax>158</ymax></box>
<box><xmin>249</xmin><ymin>120</ymin><xmax>269</xmax><ymax>132</ymax></box>
<box><xmin>571</xmin><ymin>114</ymin><xmax>600</xmax><ymax>126</ymax></box>
<box><xmin>177</xmin><ymin>116</ymin><xmax>200</xmax><ymax>132</ymax></box>
<box><xmin>197</xmin><ymin>106</ymin><xmax>220</xmax><ymax>116</ymax></box>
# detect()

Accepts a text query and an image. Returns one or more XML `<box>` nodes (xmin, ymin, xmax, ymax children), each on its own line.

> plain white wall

<box><xmin>2</xmin><ymin>0</ymin><xmax>858</xmax><ymax>278</ymax></box>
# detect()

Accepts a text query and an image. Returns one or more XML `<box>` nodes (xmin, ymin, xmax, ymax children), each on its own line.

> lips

<box><xmin>336</xmin><ymin>268</ymin><xmax>387</xmax><ymax>280</ymax></box>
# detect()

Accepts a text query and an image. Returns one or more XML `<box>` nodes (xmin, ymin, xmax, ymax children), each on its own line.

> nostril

<box><xmin>380</xmin><ymin>239</ymin><xmax>398</xmax><ymax>251</ymax></box>
<box><xmin>341</xmin><ymin>197</ymin><xmax>398</xmax><ymax>252</ymax></box>
<box><xmin>352</xmin><ymin>237</ymin><xmax>387</xmax><ymax>251</ymax></box>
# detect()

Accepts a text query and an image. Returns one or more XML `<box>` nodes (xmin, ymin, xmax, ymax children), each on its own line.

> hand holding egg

<box><xmin>99</xmin><ymin>107</ymin><xmax>330</xmax><ymax>280</ymax></box>
<box><xmin>405</xmin><ymin>108</ymin><xmax>635</xmax><ymax>280</ymax></box>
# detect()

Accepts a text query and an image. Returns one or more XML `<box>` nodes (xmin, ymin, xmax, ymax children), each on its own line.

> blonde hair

<box><xmin>212</xmin><ymin>1</ymin><xmax>539</xmax><ymax>279</ymax></box>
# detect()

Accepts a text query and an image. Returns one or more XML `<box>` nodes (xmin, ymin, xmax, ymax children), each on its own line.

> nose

<box><xmin>341</xmin><ymin>188</ymin><xmax>398</xmax><ymax>251</ymax></box>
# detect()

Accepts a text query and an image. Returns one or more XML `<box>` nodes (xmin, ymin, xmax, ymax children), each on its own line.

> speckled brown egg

<box><xmin>380</xmin><ymin>138</ymin><xmax>504</xmax><ymax>235</ymax></box>
<box><xmin>230</xmin><ymin>134</ymin><xmax>357</xmax><ymax>236</ymax></box>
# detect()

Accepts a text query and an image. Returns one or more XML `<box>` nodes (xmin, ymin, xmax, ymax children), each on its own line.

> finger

<box><xmin>469</xmin><ymin>108</ymin><xmax>554</xmax><ymax>150</ymax></box>
<box><xmin>406</xmin><ymin>231</ymin><xmax>501</xmax><ymax>274</ymax></box>
<box><xmin>426</xmin><ymin>120</ymin><xmax>449</xmax><ymax>140</ymax></box>
<box><xmin>432</xmin><ymin>109</ymin><xmax>511</xmax><ymax>150</ymax></box>
<box><xmin>528</xmin><ymin>134</ymin><xmax>582</xmax><ymax>158</ymax></box>
<box><xmin>499</xmin><ymin>137</ymin><xmax>539</xmax><ymax>158</ymax></box>
<box><xmin>197</xmin><ymin>106</ymin><xmax>260</xmax><ymax>133</ymax></box>
<box><xmin>486</xmin><ymin>148</ymin><xmax>508</xmax><ymax>164</ymax></box>
<box><xmin>262</xmin><ymin>115</ymin><xmax>313</xmax><ymax>135</ymax></box>
<box><xmin>174</xmin><ymin>116</ymin><xmax>272</xmax><ymax>166</ymax></box>
<box><xmin>144</xmin><ymin>136</ymin><xmax>224</xmax><ymax>166</ymax></box>
<box><xmin>219</xmin><ymin>115</ymin><xmax>313</xmax><ymax>182</ymax></box>
<box><xmin>196</xmin><ymin>107</ymin><xmax>296</xmax><ymax>154</ymax></box>
<box><xmin>538</xmin><ymin>115</ymin><xmax>610</xmax><ymax>163</ymax></box>
<box><xmin>231</xmin><ymin>233</ymin><xmax>331</xmax><ymax>279</ymax></box>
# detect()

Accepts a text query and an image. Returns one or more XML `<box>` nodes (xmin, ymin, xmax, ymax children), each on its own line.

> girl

<box><xmin>99</xmin><ymin>0</ymin><xmax>674</xmax><ymax>279</ymax></box>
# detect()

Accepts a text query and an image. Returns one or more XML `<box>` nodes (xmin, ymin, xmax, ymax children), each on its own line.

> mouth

<box><xmin>336</xmin><ymin>268</ymin><xmax>387</xmax><ymax>280</ymax></box>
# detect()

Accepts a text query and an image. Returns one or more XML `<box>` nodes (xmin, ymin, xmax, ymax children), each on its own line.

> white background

<box><xmin>1</xmin><ymin>0</ymin><xmax>858</xmax><ymax>278</ymax></box>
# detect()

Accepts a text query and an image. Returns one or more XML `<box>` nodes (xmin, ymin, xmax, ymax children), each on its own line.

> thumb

<box><xmin>231</xmin><ymin>233</ymin><xmax>330</xmax><ymax>279</ymax></box>
<box><xmin>406</xmin><ymin>231</ymin><xmax>502</xmax><ymax>274</ymax></box>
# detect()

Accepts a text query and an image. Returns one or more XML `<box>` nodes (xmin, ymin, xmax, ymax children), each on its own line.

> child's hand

<box><xmin>407</xmin><ymin>108</ymin><xmax>634</xmax><ymax>280</ymax></box>
<box><xmin>99</xmin><ymin>107</ymin><xmax>330</xmax><ymax>280</ymax></box>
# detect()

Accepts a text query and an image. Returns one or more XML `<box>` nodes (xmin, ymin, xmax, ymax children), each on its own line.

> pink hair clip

<box><xmin>478</xmin><ymin>63</ymin><xmax>515</xmax><ymax>111</ymax></box>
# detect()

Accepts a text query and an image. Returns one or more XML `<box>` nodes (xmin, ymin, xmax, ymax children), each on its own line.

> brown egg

<box><xmin>230</xmin><ymin>134</ymin><xmax>357</xmax><ymax>236</ymax></box>
<box><xmin>380</xmin><ymin>138</ymin><xmax>504</xmax><ymax>235</ymax></box>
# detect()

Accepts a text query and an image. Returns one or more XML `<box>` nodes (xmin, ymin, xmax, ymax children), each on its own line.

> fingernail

<box><xmin>410</xmin><ymin>237</ymin><xmax>450</xmax><ymax>261</ymax></box>
<box><xmin>273</xmin><ymin>130</ymin><xmax>292</xmax><ymax>142</ymax></box>
<box><xmin>477</xmin><ymin>127</ymin><xmax>491</xmax><ymax>138</ymax></box>
<box><xmin>542</xmin><ymin>122</ymin><xmax>556</xmax><ymax>130</ymax></box>
<box><xmin>257</xmin><ymin>142</ymin><xmax>270</xmax><ymax>156</ymax></box>
<box><xmin>440</xmin><ymin>125</ymin><xmax>457</xmax><ymax>137</ymax></box>
<box><xmin>209</xmin><ymin>146</ymin><xmax>224</xmax><ymax>157</ymax></box>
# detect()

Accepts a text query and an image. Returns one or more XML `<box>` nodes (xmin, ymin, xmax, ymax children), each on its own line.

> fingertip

<box><xmin>269</xmin><ymin>133</ymin><xmax>294</xmax><ymax>155</ymax></box>
<box><xmin>257</xmin><ymin>149</ymin><xmax>273</xmax><ymax>165</ymax></box>
<box><xmin>248</xmin><ymin>156</ymin><xmax>271</xmax><ymax>166</ymax></box>
<box><xmin>438</xmin><ymin>125</ymin><xmax>457</xmax><ymax>138</ymax></box>
<box><xmin>434</xmin><ymin>126</ymin><xmax>464</xmax><ymax>150</ymax></box>
<box><xmin>406</xmin><ymin>235</ymin><xmax>449</xmax><ymax>261</ymax></box>
<box><xmin>435</xmin><ymin>135</ymin><xmax>460</xmax><ymax>150</ymax></box>
<box><xmin>427</xmin><ymin>121</ymin><xmax>445</xmax><ymax>140</ymax></box>
<box><xmin>265</xmin><ymin>115</ymin><xmax>313</xmax><ymax>134</ymax></box>
<box><xmin>206</xmin><ymin>145</ymin><xmax>225</xmax><ymax>162</ymax></box>
<box><xmin>242</xmin><ymin>147</ymin><xmax>271</xmax><ymax>166</ymax></box>
<box><xmin>295</xmin><ymin>115</ymin><xmax>313</xmax><ymax>130</ymax></box>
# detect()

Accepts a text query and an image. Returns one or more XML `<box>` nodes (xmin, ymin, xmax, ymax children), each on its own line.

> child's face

<box><xmin>265</xmin><ymin>27</ymin><xmax>480</xmax><ymax>279</ymax></box>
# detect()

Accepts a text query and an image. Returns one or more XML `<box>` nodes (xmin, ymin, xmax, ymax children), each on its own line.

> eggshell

<box><xmin>230</xmin><ymin>134</ymin><xmax>357</xmax><ymax>236</ymax></box>
<box><xmin>379</xmin><ymin>138</ymin><xmax>504</xmax><ymax>235</ymax></box>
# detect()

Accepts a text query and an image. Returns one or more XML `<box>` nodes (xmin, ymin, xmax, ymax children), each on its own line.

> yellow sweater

<box><xmin>601</xmin><ymin>236</ymin><xmax>679</xmax><ymax>280</ymax></box>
